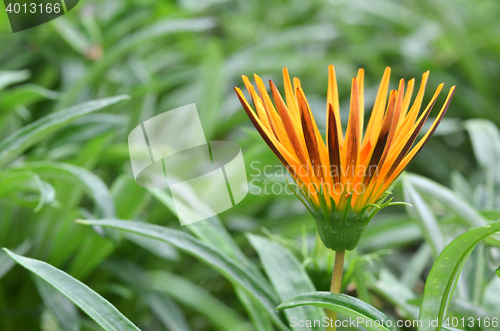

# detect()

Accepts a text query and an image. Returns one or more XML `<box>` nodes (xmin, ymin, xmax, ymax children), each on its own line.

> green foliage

<box><xmin>4</xmin><ymin>249</ymin><xmax>140</xmax><ymax>331</ymax></box>
<box><xmin>277</xmin><ymin>292</ymin><xmax>392</xmax><ymax>331</ymax></box>
<box><xmin>1</xmin><ymin>0</ymin><xmax>500</xmax><ymax>330</ymax></box>
<box><xmin>248</xmin><ymin>234</ymin><xmax>326</xmax><ymax>330</ymax></box>
<box><xmin>418</xmin><ymin>222</ymin><xmax>500</xmax><ymax>331</ymax></box>
<box><xmin>77</xmin><ymin>219</ymin><xmax>288</xmax><ymax>331</ymax></box>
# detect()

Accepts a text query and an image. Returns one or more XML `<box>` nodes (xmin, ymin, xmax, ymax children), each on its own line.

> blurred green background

<box><xmin>1</xmin><ymin>0</ymin><xmax>500</xmax><ymax>330</ymax></box>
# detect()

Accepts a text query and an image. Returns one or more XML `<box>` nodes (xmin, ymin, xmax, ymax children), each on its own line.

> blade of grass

<box><xmin>418</xmin><ymin>222</ymin><xmax>500</xmax><ymax>331</ymax></box>
<box><xmin>77</xmin><ymin>219</ymin><xmax>289</xmax><ymax>331</ymax></box>
<box><xmin>0</xmin><ymin>95</ymin><xmax>129</xmax><ymax>167</ymax></box>
<box><xmin>4</xmin><ymin>249</ymin><xmax>141</xmax><ymax>331</ymax></box>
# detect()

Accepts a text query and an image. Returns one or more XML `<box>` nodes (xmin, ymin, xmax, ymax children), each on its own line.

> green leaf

<box><xmin>373</xmin><ymin>269</ymin><xmax>419</xmax><ymax>320</ymax></box>
<box><xmin>3</xmin><ymin>249</ymin><xmax>140</xmax><ymax>331</ymax></box>
<box><xmin>67</xmin><ymin>235</ymin><xmax>115</xmax><ymax>280</ymax></box>
<box><xmin>277</xmin><ymin>292</ymin><xmax>392</xmax><ymax>331</ymax></box>
<box><xmin>17</xmin><ymin>162</ymin><xmax>115</xmax><ymax>218</ymax></box>
<box><xmin>150</xmin><ymin>188</ymin><xmax>267</xmax><ymax>281</ymax></box>
<box><xmin>0</xmin><ymin>84</ymin><xmax>61</xmax><ymax>110</ymax></box>
<box><xmin>359</xmin><ymin>216</ymin><xmax>422</xmax><ymax>252</ymax></box>
<box><xmin>149</xmin><ymin>188</ymin><xmax>274</xmax><ymax>329</ymax></box>
<box><xmin>0</xmin><ymin>70</ymin><xmax>30</xmax><ymax>90</ymax></box>
<box><xmin>464</xmin><ymin>119</ymin><xmax>500</xmax><ymax>209</ymax></box>
<box><xmin>197</xmin><ymin>40</ymin><xmax>224</xmax><ymax>139</ymax></box>
<box><xmin>102</xmin><ymin>261</ymin><xmax>191</xmax><ymax>331</ymax></box>
<box><xmin>418</xmin><ymin>222</ymin><xmax>500</xmax><ymax>331</ymax></box>
<box><xmin>483</xmin><ymin>277</ymin><xmax>500</xmax><ymax>312</ymax></box>
<box><xmin>52</xmin><ymin>17</ymin><xmax>92</xmax><ymax>54</ymax></box>
<box><xmin>112</xmin><ymin>175</ymin><xmax>150</xmax><ymax>220</ymax></box>
<box><xmin>0</xmin><ymin>170</ymin><xmax>55</xmax><ymax>211</ymax></box>
<box><xmin>235</xmin><ymin>287</ymin><xmax>274</xmax><ymax>331</ymax></box>
<box><xmin>407</xmin><ymin>173</ymin><xmax>488</xmax><ymax>228</ymax></box>
<box><xmin>401</xmin><ymin>243</ymin><xmax>432</xmax><ymax>289</ymax></box>
<box><xmin>125</xmin><ymin>233</ymin><xmax>178</xmax><ymax>261</ymax></box>
<box><xmin>0</xmin><ymin>240</ymin><xmax>31</xmax><ymax>279</ymax></box>
<box><xmin>144</xmin><ymin>293</ymin><xmax>191</xmax><ymax>331</ymax></box>
<box><xmin>248</xmin><ymin>234</ymin><xmax>326</xmax><ymax>331</ymax></box>
<box><xmin>61</xmin><ymin>18</ymin><xmax>215</xmax><ymax>107</ymax></box>
<box><xmin>105</xmin><ymin>259</ymin><xmax>247</xmax><ymax>331</ymax></box>
<box><xmin>0</xmin><ymin>95</ymin><xmax>129</xmax><ymax>167</ymax></box>
<box><xmin>77</xmin><ymin>219</ymin><xmax>289</xmax><ymax>331</ymax></box>
<box><xmin>403</xmin><ymin>176</ymin><xmax>445</xmax><ymax>258</ymax></box>
<box><xmin>149</xmin><ymin>188</ymin><xmax>257</xmax><ymax>271</ymax></box>
<box><xmin>149</xmin><ymin>271</ymin><xmax>251</xmax><ymax>331</ymax></box>
<box><xmin>33</xmin><ymin>276</ymin><xmax>80</xmax><ymax>331</ymax></box>
<box><xmin>464</xmin><ymin>119</ymin><xmax>500</xmax><ymax>173</ymax></box>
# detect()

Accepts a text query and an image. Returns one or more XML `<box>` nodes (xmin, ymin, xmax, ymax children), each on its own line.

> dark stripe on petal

<box><xmin>269</xmin><ymin>80</ymin><xmax>307</xmax><ymax>165</ymax></box>
<box><xmin>388</xmin><ymin>86</ymin><xmax>456</xmax><ymax>179</ymax></box>
<box><xmin>297</xmin><ymin>88</ymin><xmax>323</xmax><ymax>181</ymax></box>
<box><xmin>363</xmin><ymin>90</ymin><xmax>397</xmax><ymax>186</ymax></box>
<box><xmin>345</xmin><ymin>78</ymin><xmax>360</xmax><ymax>180</ymax></box>
<box><xmin>328</xmin><ymin>103</ymin><xmax>341</xmax><ymax>185</ymax></box>
<box><xmin>386</xmin><ymin>94</ymin><xmax>439</xmax><ymax>178</ymax></box>
<box><xmin>235</xmin><ymin>87</ymin><xmax>298</xmax><ymax>180</ymax></box>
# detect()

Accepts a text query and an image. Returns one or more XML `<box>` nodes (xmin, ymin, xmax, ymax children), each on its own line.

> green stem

<box><xmin>327</xmin><ymin>250</ymin><xmax>345</xmax><ymax>331</ymax></box>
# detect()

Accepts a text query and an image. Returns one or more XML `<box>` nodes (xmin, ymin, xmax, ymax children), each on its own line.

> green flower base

<box><xmin>288</xmin><ymin>180</ymin><xmax>397</xmax><ymax>252</ymax></box>
<box><xmin>313</xmin><ymin>210</ymin><xmax>368</xmax><ymax>251</ymax></box>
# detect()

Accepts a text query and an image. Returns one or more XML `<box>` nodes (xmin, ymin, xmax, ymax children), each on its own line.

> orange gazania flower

<box><xmin>235</xmin><ymin>66</ymin><xmax>455</xmax><ymax>250</ymax></box>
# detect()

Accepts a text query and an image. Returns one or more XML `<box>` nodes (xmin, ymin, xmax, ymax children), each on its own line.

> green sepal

<box><xmin>311</xmin><ymin>198</ymin><xmax>369</xmax><ymax>251</ymax></box>
<box><xmin>289</xmin><ymin>180</ymin><xmax>399</xmax><ymax>251</ymax></box>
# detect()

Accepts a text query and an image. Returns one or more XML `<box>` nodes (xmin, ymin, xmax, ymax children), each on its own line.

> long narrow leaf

<box><xmin>77</xmin><ymin>219</ymin><xmax>289</xmax><ymax>331</ymax></box>
<box><xmin>0</xmin><ymin>241</ymin><xmax>31</xmax><ymax>279</ymax></box>
<box><xmin>61</xmin><ymin>19</ymin><xmax>215</xmax><ymax>107</ymax></box>
<box><xmin>418</xmin><ymin>222</ymin><xmax>500</xmax><ymax>331</ymax></box>
<box><xmin>0</xmin><ymin>70</ymin><xmax>30</xmax><ymax>90</ymax></box>
<box><xmin>0</xmin><ymin>95</ymin><xmax>129</xmax><ymax>167</ymax></box>
<box><xmin>3</xmin><ymin>249</ymin><xmax>140</xmax><ymax>331</ymax></box>
<box><xmin>149</xmin><ymin>271</ymin><xmax>251</xmax><ymax>331</ymax></box>
<box><xmin>149</xmin><ymin>188</ymin><xmax>274</xmax><ymax>329</ymax></box>
<box><xmin>403</xmin><ymin>176</ymin><xmax>445</xmax><ymax>258</ymax></box>
<box><xmin>17</xmin><ymin>162</ymin><xmax>115</xmax><ymax>218</ymax></box>
<box><xmin>408</xmin><ymin>173</ymin><xmax>487</xmax><ymax>227</ymax></box>
<box><xmin>277</xmin><ymin>292</ymin><xmax>392</xmax><ymax>331</ymax></box>
<box><xmin>33</xmin><ymin>276</ymin><xmax>80</xmax><ymax>331</ymax></box>
<box><xmin>248</xmin><ymin>234</ymin><xmax>326</xmax><ymax>331</ymax></box>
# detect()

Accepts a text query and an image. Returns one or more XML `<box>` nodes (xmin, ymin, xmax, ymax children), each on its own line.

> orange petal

<box><xmin>375</xmin><ymin>86</ymin><xmax>456</xmax><ymax>196</ymax></box>
<box><xmin>394</xmin><ymin>71</ymin><xmax>429</xmax><ymax>140</ymax></box>
<box><xmin>357</xmin><ymin>68</ymin><xmax>365</xmax><ymax>142</ymax></box>
<box><xmin>362</xmin><ymin>90</ymin><xmax>397</xmax><ymax>187</ymax></box>
<box><xmin>342</xmin><ymin>77</ymin><xmax>360</xmax><ymax>187</ymax></box>
<box><xmin>327</xmin><ymin>65</ymin><xmax>343</xmax><ymax>145</ymax></box>
<box><xmin>293</xmin><ymin>77</ymin><xmax>302</xmax><ymax>91</ymax></box>
<box><xmin>327</xmin><ymin>103</ymin><xmax>342</xmax><ymax>187</ymax></box>
<box><xmin>388</xmin><ymin>86</ymin><xmax>455</xmax><ymax>179</ymax></box>
<box><xmin>235</xmin><ymin>87</ymin><xmax>316</xmax><ymax>194</ymax></box>
<box><xmin>362</xmin><ymin>67</ymin><xmax>391</xmax><ymax>148</ymax></box>
<box><xmin>270</xmin><ymin>80</ymin><xmax>308</xmax><ymax>165</ymax></box>
<box><xmin>398</xmin><ymin>78</ymin><xmax>415</xmax><ymax>127</ymax></box>
<box><xmin>297</xmin><ymin>89</ymin><xmax>323</xmax><ymax>182</ymax></box>
<box><xmin>385</xmin><ymin>83</ymin><xmax>444</xmax><ymax>178</ymax></box>
<box><xmin>283</xmin><ymin>67</ymin><xmax>300</xmax><ymax>123</ymax></box>
<box><xmin>242</xmin><ymin>75</ymin><xmax>272</xmax><ymax>131</ymax></box>
<box><xmin>379</xmin><ymin>79</ymin><xmax>405</xmax><ymax>165</ymax></box>
<box><xmin>235</xmin><ymin>87</ymin><xmax>292</xmax><ymax>168</ymax></box>
<box><xmin>297</xmin><ymin>88</ymin><xmax>334</xmax><ymax>198</ymax></box>
<box><xmin>253</xmin><ymin>74</ymin><xmax>295</xmax><ymax>154</ymax></box>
